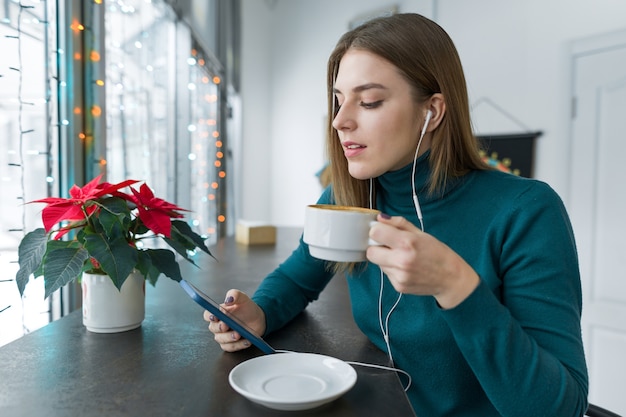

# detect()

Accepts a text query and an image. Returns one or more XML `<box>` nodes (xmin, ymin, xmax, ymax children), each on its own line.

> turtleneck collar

<box><xmin>375</xmin><ymin>151</ymin><xmax>432</xmax><ymax>212</ymax></box>
<box><xmin>375</xmin><ymin>150</ymin><xmax>468</xmax><ymax>212</ymax></box>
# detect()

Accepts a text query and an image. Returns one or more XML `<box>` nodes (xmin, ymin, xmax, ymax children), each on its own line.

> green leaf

<box><xmin>83</xmin><ymin>232</ymin><xmax>138</xmax><ymax>290</ymax></box>
<box><xmin>132</xmin><ymin>218</ymin><xmax>150</xmax><ymax>236</ymax></box>
<box><xmin>46</xmin><ymin>239</ymin><xmax>83</xmax><ymax>251</ymax></box>
<box><xmin>146</xmin><ymin>249</ymin><xmax>182</xmax><ymax>282</ymax></box>
<box><xmin>42</xmin><ymin>245</ymin><xmax>90</xmax><ymax>299</ymax></box>
<box><xmin>94</xmin><ymin>197</ymin><xmax>131</xmax><ymax>240</ymax></box>
<box><xmin>136</xmin><ymin>250</ymin><xmax>160</xmax><ymax>286</ymax></box>
<box><xmin>170</xmin><ymin>220</ymin><xmax>213</xmax><ymax>257</ymax></box>
<box><xmin>162</xmin><ymin>236</ymin><xmax>199</xmax><ymax>268</ymax></box>
<box><xmin>16</xmin><ymin>228</ymin><xmax>48</xmax><ymax>296</ymax></box>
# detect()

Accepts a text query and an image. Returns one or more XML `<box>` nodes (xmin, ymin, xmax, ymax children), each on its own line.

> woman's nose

<box><xmin>332</xmin><ymin>105</ymin><xmax>356</xmax><ymax>131</ymax></box>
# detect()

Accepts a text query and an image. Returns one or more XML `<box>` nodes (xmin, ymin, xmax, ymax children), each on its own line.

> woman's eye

<box><xmin>360</xmin><ymin>100</ymin><xmax>383</xmax><ymax>109</ymax></box>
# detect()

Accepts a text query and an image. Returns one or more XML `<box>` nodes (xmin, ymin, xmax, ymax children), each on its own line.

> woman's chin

<box><xmin>348</xmin><ymin>166</ymin><xmax>382</xmax><ymax>180</ymax></box>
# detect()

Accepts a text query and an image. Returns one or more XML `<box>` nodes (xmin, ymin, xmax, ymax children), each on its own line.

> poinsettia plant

<box><xmin>16</xmin><ymin>175</ymin><xmax>212</xmax><ymax>299</ymax></box>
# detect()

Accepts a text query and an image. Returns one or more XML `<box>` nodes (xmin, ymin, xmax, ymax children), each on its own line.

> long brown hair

<box><xmin>326</xmin><ymin>13</ymin><xmax>486</xmax><ymax>208</ymax></box>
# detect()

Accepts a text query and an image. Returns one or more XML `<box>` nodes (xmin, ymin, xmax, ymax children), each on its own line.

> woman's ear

<box><xmin>424</xmin><ymin>93</ymin><xmax>446</xmax><ymax>132</ymax></box>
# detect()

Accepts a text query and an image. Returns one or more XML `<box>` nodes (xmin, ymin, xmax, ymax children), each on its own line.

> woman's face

<box><xmin>332</xmin><ymin>48</ymin><xmax>426</xmax><ymax>180</ymax></box>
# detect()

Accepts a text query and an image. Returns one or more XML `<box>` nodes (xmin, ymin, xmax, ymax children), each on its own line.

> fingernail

<box><xmin>224</xmin><ymin>295</ymin><xmax>234</xmax><ymax>304</ymax></box>
<box><xmin>380</xmin><ymin>213</ymin><xmax>391</xmax><ymax>219</ymax></box>
<box><xmin>243</xmin><ymin>340</ymin><xmax>250</xmax><ymax>347</ymax></box>
<box><xmin>231</xmin><ymin>332</ymin><xmax>237</xmax><ymax>340</ymax></box>
<box><xmin>209</xmin><ymin>314</ymin><xmax>216</xmax><ymax>322</ymax></box>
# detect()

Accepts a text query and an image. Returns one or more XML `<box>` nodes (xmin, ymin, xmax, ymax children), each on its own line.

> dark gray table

<box><xmin>0</xmin><ymin>228</ymin><xmax>416</xmax><ymax>416</ymax></box>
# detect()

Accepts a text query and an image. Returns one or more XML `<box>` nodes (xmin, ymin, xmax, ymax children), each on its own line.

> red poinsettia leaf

<box><xmin>156</xmin><ymin>199</ymin><xmax>188</xmax><ymax>214</ymax></box>
<box><xmin>136</xmin><ymin>205</ymin><xmax>172</xmax><ymax>237</ymax></box>
<box><xmin>128</xmin><ymin>186</ymin><xmax>147</xmax><ymax>207</ymax></box>
<box><xmin>67</xmin><ymin>175</ymin><xmax>103</xmax><ymax>199</ymax></box>
<box><xmin>138</xmin><ymin>183</ymin><xmax>155</xmax><ymax>199</ymax></box>
<box><xmin>95</xmin><ymin>178</ymin><xmax>139</xmax><ymax>198</ymax></box>
<box><xmin>52</xmin><ymin>225</ymin><xmax>74</xmax><ymax>240</ymax></box>
<box><xmin>130</xmin><ymin>185</ymin><xmax>154</xmax><ymax>208</ymax></box>
<box><xmin>68</xmin><ymin>184</ymin><xmax>83</xmax><ymax>199</ymax></box>
<box><xmin>40</xmin><ymin>203</ymin><xmax>85</xmax><ymax>231</ymax></box>
<box><xmin>131</xmin><ymin>184</ymin><xmax>188</xmax><ymax>214</ymax></box>
<box><xmin>29</xmin><ymin>196</ymin><xmax>71</xmax><ymax>205</ymax></box>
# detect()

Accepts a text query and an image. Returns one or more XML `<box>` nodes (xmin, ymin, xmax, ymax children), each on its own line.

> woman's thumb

<box><xmin>224</xmin><ymin>289</ymin><xmax>244</xmax><ymax>306</ymax></box>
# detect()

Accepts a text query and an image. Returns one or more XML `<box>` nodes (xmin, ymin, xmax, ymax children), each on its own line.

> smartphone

<box><xmin>179</xmin><ymin>279</ymin><xmax>276</xmax><ymax>354</ymax></box>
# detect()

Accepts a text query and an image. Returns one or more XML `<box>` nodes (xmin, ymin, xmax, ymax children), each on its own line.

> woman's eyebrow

<box><xmin>333</xmin><ymin>83</ymin><xmax>387</xmax><ymax>95</ymax></box>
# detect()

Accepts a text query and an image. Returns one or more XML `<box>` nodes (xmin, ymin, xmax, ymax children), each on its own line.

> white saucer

<box><xmin>228</xmin><ymin>352</ymin><xmax>357</xmax><ymax>411</ymax></box>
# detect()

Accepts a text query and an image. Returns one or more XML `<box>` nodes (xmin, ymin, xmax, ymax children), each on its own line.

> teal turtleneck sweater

<box><xmin>252</xmin><ymin>153</ymin><xmax>588</xmax><ymax>416</ymax></box>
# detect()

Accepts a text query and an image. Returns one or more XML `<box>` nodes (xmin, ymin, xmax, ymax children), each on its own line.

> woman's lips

<box><xmin>342</xmin><ymin>141</ymin><xmax>366</xmax><ymax>158</ymax></box>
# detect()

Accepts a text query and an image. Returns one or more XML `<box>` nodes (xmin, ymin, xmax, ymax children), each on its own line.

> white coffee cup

<box><xmin>303</xmin><ymin>204</ymin><xmax>381</xmax><ymax>262</ymax></box>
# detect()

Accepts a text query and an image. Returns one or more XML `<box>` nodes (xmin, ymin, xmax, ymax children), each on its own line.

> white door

<box><xmin>569</xmin><ymin>30</ymin><xmax>626</xmax><ymax>415</ymax></box>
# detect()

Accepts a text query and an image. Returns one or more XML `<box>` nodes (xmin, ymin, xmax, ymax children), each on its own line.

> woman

<box><xmin>206</xmin><ymin>13</ymin><xmax>588</xmax><ymax>416</ymax></box>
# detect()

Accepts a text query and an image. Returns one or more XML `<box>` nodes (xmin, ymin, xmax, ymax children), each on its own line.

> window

<box><xmin>0</xmin><ymin>0</ymin><xmax>235</xmax><ymax>347</ymax></box>
<box><xmin>0</xmin><ymin>0</ymin><xmax>58</xmax><ymax>346</ymax></box>
<box><xmin>104</xmin><ymin>0</ymin><xmax>177</xmax><ymax>197</ymax></box>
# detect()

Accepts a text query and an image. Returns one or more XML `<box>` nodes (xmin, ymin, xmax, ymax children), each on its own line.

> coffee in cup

<box><xmin>303</xmin><ymin>204</ymin><xmax>381</xmax><ymax>262</ymax></box>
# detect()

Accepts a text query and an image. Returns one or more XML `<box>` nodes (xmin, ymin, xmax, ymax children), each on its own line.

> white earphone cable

<box><xmin>344</xmin><ymin>360</ymin><xmax>412</xmax><ymax>391</ymax></box>
<box><xmin>363</xmin><ymin>111</ymin><xmax>431</xmax><ymax>394</ymax></box>
<box><xmin>411</xmin><ymin>111</ymin><xmax>431</xmax><ymax>232</ymax></box>
<box><xmin>378</xmin><ymin>268</ymin><xmax>402</xmax><ymax>366</ymax></box>
<box><xmin>275</xmin><ymin>349</ymin><xmax>412</xmax><ymax>392</ymax></box>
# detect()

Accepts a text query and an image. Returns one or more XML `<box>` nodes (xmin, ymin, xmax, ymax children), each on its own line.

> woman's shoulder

<box><xmin>469</xmin><ymin>169</ymin><xmax>564</xmax><ymax>205</ymax></box>
<box><xmin>473</xmin><ymin>169</ymin><xmax>553</xmax><ymax>190</ymax></box>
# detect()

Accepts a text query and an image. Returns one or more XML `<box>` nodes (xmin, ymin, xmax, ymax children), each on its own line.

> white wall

<box><xmin>440</xmin><ymin>0</ymin><xmax>626</xmax><ymax>203</ymax></box>
<box><xmin>240</xmin><ymin>0</ymin><xmax>626</xmax><ymax>226</ymax></box>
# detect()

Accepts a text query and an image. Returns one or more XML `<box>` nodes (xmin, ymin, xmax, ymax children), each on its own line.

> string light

<box><xmin>70</xmin><ymin>20</ymin><xmax>84</xmax><ymax>32</ymax></box>
<box><xmin>90</xmin><ymin>105</ymin><xmax>102</xmax><ymax>117</ymax></box>
<box><xmin>181</xmin><ymin>42</ymin><xmax>228</xmax><ymax>240</ymax></box>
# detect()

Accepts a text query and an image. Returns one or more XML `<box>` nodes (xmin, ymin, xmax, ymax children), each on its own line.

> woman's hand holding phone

<box><xmin>204</xmin><ymin>289</ymin><xmax>268</xmax><ymax>352</ymax></box>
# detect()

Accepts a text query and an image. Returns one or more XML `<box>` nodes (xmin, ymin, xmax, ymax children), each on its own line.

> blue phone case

<box><xmin>179</xmin><ymin>279</ymin><xmax>276</xmax><ymax>354</ymax></box>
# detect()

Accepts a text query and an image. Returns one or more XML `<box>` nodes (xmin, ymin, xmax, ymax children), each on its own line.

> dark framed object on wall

<box><xmin>477</xmin><ymin>131</ymin><xmax>542</xmax><ymax>178</ymax></box>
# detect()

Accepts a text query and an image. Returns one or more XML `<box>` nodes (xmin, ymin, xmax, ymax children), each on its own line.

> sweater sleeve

<box><xmin>252</xmin><ymin>187</ymin><xmax>336</xmax><ymax>335</ymax></box>
<box><xmin>251</xmin><ymin>235</ymin><xmax>335</xmax><ymax>335</ymax></box>
<box><xmin>440</xmin><ymin>181</ymin><xmax>588</xmax><ymax>417</ymax></box>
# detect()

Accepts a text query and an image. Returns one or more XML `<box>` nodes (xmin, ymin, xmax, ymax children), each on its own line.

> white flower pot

<box><xmin>82</xmin><ymin>270</ymin><xmax>145</xmax><ymax>333</ymax></box>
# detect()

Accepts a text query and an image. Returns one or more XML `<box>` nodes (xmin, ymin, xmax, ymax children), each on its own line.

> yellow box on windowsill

<box><xmin>235</xmin><ymin>220</ymin><xmax>276</xmax><ymax>245</ymax></box>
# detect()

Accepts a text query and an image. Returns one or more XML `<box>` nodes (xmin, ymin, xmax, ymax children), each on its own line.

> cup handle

<box><xmin>368</xmin><ymin>220</ymin><xmax>382</xmax><ymax>246</ymax></box>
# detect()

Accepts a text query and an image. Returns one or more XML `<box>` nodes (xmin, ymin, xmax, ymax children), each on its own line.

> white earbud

<box><xmin>421</xmin><ymin>110</ymin><xmax>433</xmax><ymax>137</ymax></box>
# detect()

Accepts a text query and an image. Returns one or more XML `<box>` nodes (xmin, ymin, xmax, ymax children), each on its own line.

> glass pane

<box><xmin>104</xmin><ymin>0</ymin><xmax>176</xmax><ymax>198</ymax></box>
<box><xmin>105</xmin><ymin>1</ymin><xmax>221</xmax><ymax>245</ymax></box>
<box><xmin>0</xmin><ymin>0</ymin><xmax>58</xmax><ymax>346</ymax></box>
